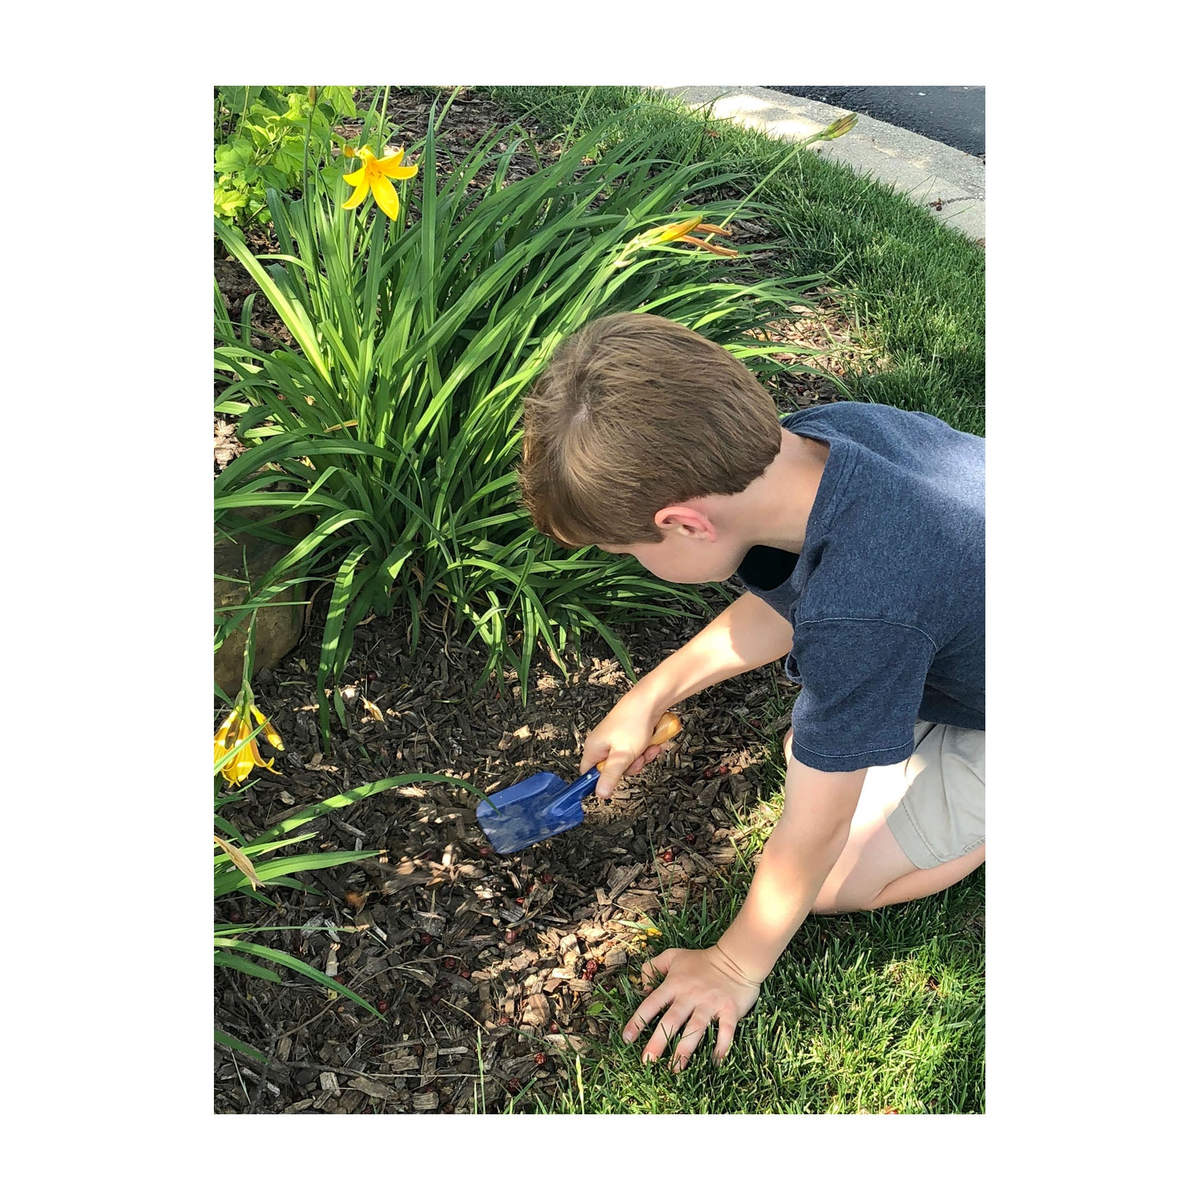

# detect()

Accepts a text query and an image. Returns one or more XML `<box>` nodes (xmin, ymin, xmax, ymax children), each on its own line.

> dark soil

<box><xmin>213</xmin><ymin>87</ymin><xmax>873</xmax><ymax>1114</ymax></box>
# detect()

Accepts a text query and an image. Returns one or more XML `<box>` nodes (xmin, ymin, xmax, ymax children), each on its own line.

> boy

<box><xmin>519</xmin><ymin>312</ymin><xmax>984</xmax><ymax>1073</ymax></box>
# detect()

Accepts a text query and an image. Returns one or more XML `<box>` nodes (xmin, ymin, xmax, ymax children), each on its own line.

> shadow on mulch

<box><xmin>215</xmin><ymin>594</ymin><xmax>796</xmax><ymax>1114</ymax></box>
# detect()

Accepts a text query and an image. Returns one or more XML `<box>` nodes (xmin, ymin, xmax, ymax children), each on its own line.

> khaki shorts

<box><xmin>882</xmin><ymin>721</ymin><xmax>985</xmax><ymax>870</ymax></box>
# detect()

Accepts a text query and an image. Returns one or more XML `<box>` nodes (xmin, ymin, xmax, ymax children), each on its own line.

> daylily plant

<box><xmin>342</xmin><ymin>144</ymin><xmax>418</xmax><ymax>221</ymax></box>
<box><xmin>215</xmin><ymin>694</ymin><xmax>285</xmax><ymax>785</ymax></box>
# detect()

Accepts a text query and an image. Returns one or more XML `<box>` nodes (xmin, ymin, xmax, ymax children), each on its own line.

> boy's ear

<box><xmin>654</xmin><ymin>504</ymin><xmax>716</xmax><ymax>540</ymax></box>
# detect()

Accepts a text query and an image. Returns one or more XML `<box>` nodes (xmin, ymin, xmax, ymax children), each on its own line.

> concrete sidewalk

<box><xmin>652</xmin><ymin>85</ymin><xmax>985</xmax><ymax>244</ymax></box>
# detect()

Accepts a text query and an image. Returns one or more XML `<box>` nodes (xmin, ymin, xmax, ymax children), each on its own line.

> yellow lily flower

<box><xmin>215</xmin><ymin>697</ymin><xmax>284</xmax><ymax>785</ymax></box>
<box><xmin>617</xmin><ymin>216</ymin><xmax>738</xmax><ymax>267</ymax></box>
<box><xmin>644</xmin><ymin>215</ymin><xmax>706</xmax><ymax>245</ymax></box>
<box><xmin>342</xmin><ymin>145</ymin><xmax>418</xmax><ymax>221</ymax></box>
<box><xmin>645</xmin><ymin>217</ymin><xmax>734</xmax><ymax>249</ymax></box>
<box><xmin>250</xmin><ymin>704</ymin><xmax>284</xmax><ymax>751</ymax></box>
<box><xmin>223</xmin><ymin>717</ymin><xmax>257</xmax><ymax>785</ymax></box>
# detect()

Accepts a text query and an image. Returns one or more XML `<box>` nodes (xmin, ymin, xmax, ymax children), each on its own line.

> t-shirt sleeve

<box><xmin>786</xmin><ymin>616</ymin><xmax>937</xmax><ymax>771</ymax></box>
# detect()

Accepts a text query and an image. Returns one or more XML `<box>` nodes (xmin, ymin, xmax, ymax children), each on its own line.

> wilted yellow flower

<box><xmin>675</xmin><ymin>228</ymin><xmax>737</xmax><ymax>257</ymax></box>
<box><xmin>215</xmin><ymin>699</ymin><xmax>284</xmax><ymax>785</ymax></box>
<box><xmin>342</xmin><ymin>145</ymin><xmax>418</xmax><ymax>221</ymax></box>
<box><xmin>617</xmin><ymin>215</ymin><xmax>737</xmax><ymax>267</ymax></box>
<box><xmin>616</xmin><ymin>917</ymin><xmax>663</xmax><ymax>943</ymax></box>
<box><xmin>644</xmin><ymin>215</ymin><xmax>706</xmax><ymax>245</ymax></box>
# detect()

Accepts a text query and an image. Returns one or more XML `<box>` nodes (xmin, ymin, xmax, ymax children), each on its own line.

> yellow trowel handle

<box><xmin>596</xmin><ymin>711</ymin><xmax>682</xmax><ymax>774</ymax></box>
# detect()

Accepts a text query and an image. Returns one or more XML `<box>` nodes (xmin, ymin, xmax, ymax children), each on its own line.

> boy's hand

<box><xmin>581</xmin><ymin>698</ymin><xmax>667</xmax><ymax>799</ymax></box>
<box><xmin>622</xmin><ymin>944</ymin><xmax>761</xmax><ymax>1072</ymax></box>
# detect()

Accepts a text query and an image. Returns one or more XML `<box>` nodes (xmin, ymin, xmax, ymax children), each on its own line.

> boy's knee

<box><xmin>810</xmin><ymin>886</ymin><xmax>877</xmax><ymax>917</ymax></box>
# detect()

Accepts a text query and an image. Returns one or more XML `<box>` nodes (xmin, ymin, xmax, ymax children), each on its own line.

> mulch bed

<box><xmin>214</xmin><ymin>86</ymin><xmax>868</xmax><ymax>1114</ymax></box>
<box><xmin>216</xmin><ymin>602</ymin><xmax>796</xmax><ymax>1114</ymax></box>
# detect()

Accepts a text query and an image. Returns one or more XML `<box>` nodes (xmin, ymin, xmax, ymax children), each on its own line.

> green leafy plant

<box><xmin>213</xmin><ymin>777</ymin><xmax>428</xmax><ymax>1047</ymax></box>
<box><xmin>213</xmin><ymin>618</ymin><xmax>490</xmax><ymax>1061</ymax></box>
<box><xmin>214</xmin><ymin>85</ymin><xmax>372</xmax><ymax>227</ymax></box>
<box><xmin>214</xmin><ymin>90</ymin><xmax>839</xmax><ymax>746</ymax></box>
<box><xmin>213</xmin><ymin>778</ymin><xmax>397</xmax><ymax>1062</ymax></box>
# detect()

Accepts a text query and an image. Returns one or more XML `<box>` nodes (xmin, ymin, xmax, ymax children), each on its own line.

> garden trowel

<box><xmin>476</xmin><ymin>712</ymin><xmax>682</xmax><ymax>855</ymax></box>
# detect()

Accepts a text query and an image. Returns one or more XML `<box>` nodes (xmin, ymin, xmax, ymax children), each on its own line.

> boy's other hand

<box><xmin>622</xmin><ymin>944</ymin><xmax>761</xmax><ymax>1072</ymax></box>
<box><xmin>581</xmin><ymin>701</ymin><xmax>666</xmax><ymax>799</ymax></box>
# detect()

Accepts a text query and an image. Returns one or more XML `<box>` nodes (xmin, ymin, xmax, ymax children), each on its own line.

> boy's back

<box><xmin>736</xmin><ymin>401</ymin><xmax>985</xmax><ymax>771</ymax></box>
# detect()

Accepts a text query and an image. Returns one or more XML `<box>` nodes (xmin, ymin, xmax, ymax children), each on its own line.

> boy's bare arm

<box><xmin>715</xmin><ymin>757</ymin><xmax>866</xmax><ymax>981</ymax></box>
<box><xmin>623</xmin><ymin>757</ymin><xmax>866</xmax><ymax>1071</ymax></box>
<box><xmin>582</xmin><ymin>592</ymin><xmax>794</xmax><ymax>797</ymax></box>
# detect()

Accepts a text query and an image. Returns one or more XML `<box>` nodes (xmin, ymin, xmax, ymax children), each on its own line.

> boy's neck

<box><xmin>721</xmin><ymin>428</ymin><xmax>829</xmax><ymax>557</ymax></box>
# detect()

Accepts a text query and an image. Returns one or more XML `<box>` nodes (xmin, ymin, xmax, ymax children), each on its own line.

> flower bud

<box><xmin>822</xmin><ymin>114</ymin><xmax>858</xmax><ymax>140</ymax></box>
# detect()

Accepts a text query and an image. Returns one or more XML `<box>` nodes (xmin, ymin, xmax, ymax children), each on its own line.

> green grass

<box><xmin>476</xmin><ymin>86</ymin><xmax>986</xmax><ymax>1114</ymax></box>
<box><xmin>520</xmin><ymin>759</ymin><xmax>985</xmax><ymax>1115</ymax></box>
<box><xmin>539</xmin><ymin>887</ymin><xmax>984</xmax><ymax>1115</ymax></box>
<box><xmin>489</xmin><ymin>85</ymin><xmax>985</xmax><ymax>437</ymax></box>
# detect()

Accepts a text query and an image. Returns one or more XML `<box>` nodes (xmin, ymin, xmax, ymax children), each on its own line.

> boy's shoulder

<box><xmin>785</xmin><ymin>400</ymin><xmax>982</xmax><ymax>503</ymax></box>
<box><xmin>782</xmin><ymin>400</ymin><xmax>980</xmax><ymax>445</ymax></box>
<box><xmin>782</xmin><ymin>400</ymin><xmax>983</xmax><ymax>616</ymax></box>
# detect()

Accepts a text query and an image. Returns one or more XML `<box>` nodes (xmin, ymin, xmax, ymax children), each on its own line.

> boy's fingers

<box><xmin>578</xmin><ymin>748</ymin><xmax>606</xmax><ymax>775</ymax></box>
<box><xmin>621</xmin><ymin>1007</ymin><xmax>653</xmax><ymax>1044</ymax></box>
<box><xmin>642</xmin><ymin>1001</ymin><xmax>691</xmax><ymax>1064</ymax></box>
<box><xmin>589</xmin><ymin>736</ymin><xmax>665</xmax><ymax>796</ymax></box>
<box><xmin>596</xmin><ymin>755</ymin><xmax>634</xmax><ymax>799</ymax></box>
<box><xmin>595</xmin><ymin>769</ymin><xmax>621</xmax><ymax>799</ymax></box>
<box><xmin>624</xmin><ymin>980</ymin><xmax>674</xmax><ymax>1044</ymax></box>
<box><xmin>642</xmin><ymin>947</ymin><xmax>676</xmax><ymax>985</ymax></box>
<box><xmin>671</xmin><ymin>1017</ymin><xmax>710</xmax><ymax>1073</ymax></box>
<box><xmin>713</xmin><ymin>1013</ymin><xmax>737</xmax><ymax>1065</ymax></box>
<box><xmin>627</xmin><ymin>746</ymin><xmax>663</xmax><ymax>776</ymax></box>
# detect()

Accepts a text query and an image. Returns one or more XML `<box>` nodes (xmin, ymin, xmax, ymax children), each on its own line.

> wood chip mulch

<box><xmin>216</xmin><ymin>599</ymin><xmax>796</xmax><ymax>1113</ymax></box>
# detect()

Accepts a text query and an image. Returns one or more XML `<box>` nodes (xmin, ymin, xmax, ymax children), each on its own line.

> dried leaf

<box><xmin>214</xmin><ymin>835</ymin><xmax>261</xmax><ymax>891</ymax></box>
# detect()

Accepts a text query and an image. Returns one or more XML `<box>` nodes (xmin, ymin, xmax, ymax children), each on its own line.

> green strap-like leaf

<box><xmin>214</xmin><ymin>1028</ymin><xmax>269</xmax><ymax>1063</ymax></box>
<box><xmin>213</xmin><ymin>938</ymin><xmax>384</xmax><ymax>1020</ymax></box>
<box><xmin>214</xmin><ymin>950</ymin><xmax>283</xmax><ymax>983</ymax></box>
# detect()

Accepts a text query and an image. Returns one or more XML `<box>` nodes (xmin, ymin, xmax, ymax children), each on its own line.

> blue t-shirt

<box><xmin>736</xmin><ymin>402</ymin><xmax>984</xmax><ymax>772</ymax></box>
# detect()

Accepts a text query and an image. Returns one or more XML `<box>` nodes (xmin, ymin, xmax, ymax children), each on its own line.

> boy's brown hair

<box><xmin>519</xmin><ymin>312</ymin><xmax>781</xmax><ymax>547</ymax></box>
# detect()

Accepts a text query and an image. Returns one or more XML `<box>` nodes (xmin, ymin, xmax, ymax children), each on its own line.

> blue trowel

<box><xmin>476</xmin><ymin>712</ymin><xmax>682</xmax><ymax>855</ymax></box>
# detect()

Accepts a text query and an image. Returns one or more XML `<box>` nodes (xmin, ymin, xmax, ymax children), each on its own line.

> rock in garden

<box><xmin>214</xmin><ymin>494</ymin><xmax>314</xmax><ymax>695</ymax></box>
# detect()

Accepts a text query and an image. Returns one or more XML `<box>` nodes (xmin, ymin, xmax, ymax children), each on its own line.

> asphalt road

<box><xmin>765</xmin><ymin>86</ymin><xmax>985</xmax><ymax>157</ymax></box>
